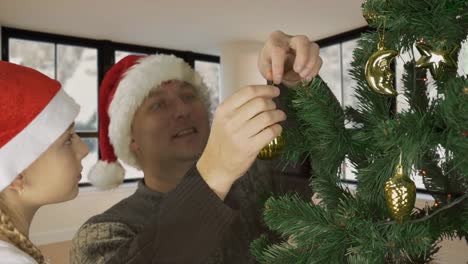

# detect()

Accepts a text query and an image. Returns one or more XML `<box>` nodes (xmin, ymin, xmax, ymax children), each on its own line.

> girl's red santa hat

<box><xmin>89</xmin><ymin>54</ymin><xmax>211</xmax><ymax>190</ymax></box>
<box><xmin>0</xmin><ymin>61</ymin><xmax>80</xmax><ymax>191</ymax></box>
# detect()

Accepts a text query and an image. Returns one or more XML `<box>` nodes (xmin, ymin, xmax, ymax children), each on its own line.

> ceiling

<box><xmin>0</xmin><ymin>0</ymin><xmax>367</xmax><ymax>55</ymax></box>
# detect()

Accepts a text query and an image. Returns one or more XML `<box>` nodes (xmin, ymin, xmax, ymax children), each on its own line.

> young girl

<box><xmin>0</xmin><ymin>60</ymin><xmax>89</xmax><ymax>263</ymax></box>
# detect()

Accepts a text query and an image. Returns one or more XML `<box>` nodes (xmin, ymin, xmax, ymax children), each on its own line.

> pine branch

<box><xmin>285</xmin><ymin>77</ymin><xmax>350</xmax><ymax>208</ymax></box>
<box><xmin>362</xmin><ymin>0</ymin><xmax>468</xmax><ymax>51</ymax></box>
<box><xmin>251</xmin><ymin>236</ymin><xmax>316</xmax><ymax>264</ymax></box>
<box><xmin>436</xmin><ymin>77</ymin><xmax>468</xmax><ymax>176</ymax></box>
<box><xmin>401</xmin><ymin>61</ymin><xmax>430</xmax><ymax>113</ymax></box>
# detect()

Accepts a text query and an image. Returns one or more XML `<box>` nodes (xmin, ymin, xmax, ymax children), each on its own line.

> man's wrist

<box><xmin>196</xmin><ymin>158</ymin><xmax>234</xmax><ymax>200</ymax></box>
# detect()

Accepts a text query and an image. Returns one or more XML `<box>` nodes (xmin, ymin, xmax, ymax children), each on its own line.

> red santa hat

<box><xmin>88</xmin><ymin>54</ymin><xmax>211</xmax><ymax>190</ymax></box>
<box><xmin>0</xmin><ymin>61</ymin><xmax>80</xmax><ymax>191</ymax></box>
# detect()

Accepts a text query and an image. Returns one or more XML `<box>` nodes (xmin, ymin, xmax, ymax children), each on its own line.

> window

<box><xmin>319</xmin><ymin>45</ymin><xmax>342</xmax><ymax>105</ymax></box>
<box><xmin>2</xmin><ymin>27</ymin><xmax>220</xmax><ymax>186</ymax></box>
<box><xmin>458</xmin><ymin>37</ymin><xmax>468</xmax><ymax>76</ymax></box>
<box><xmin>9</xmin><ymin>39</ymin><xmax>55</xmax><ymax>78</ymax></box>
<box><xmin>341</xmin><ymin>39</ymin><xmax>359</xmax><ymax>113</ymax></box>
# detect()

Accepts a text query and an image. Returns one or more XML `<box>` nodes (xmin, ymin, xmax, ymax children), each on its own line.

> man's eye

<box><xmin>182</xmin><ymin>94</ymin><xmax>197</xmax><ymax>101</ymax></box>
<box><xmin>151</xmin><ymin>101</ymin><xmax>165</xmax><ymax>110</ymax></box>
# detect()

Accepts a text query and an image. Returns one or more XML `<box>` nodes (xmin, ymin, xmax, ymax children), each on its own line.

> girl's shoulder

<box><xmin>0</xmin><ymin>240</ymin><xmax>38</xmax><ymax>263</ymax></box>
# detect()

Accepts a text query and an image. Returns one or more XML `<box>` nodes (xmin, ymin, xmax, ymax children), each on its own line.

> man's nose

<box><xmin>173</xmin><ymin>98</ymin><xmax>190</xmax><ymax>119</ymax></box>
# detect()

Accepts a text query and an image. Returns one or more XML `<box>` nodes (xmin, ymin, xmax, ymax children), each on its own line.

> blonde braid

<box><xmin>0</xmin><ymin>205</ymin><xmax>46</xmax><ymax>264</ymax></box>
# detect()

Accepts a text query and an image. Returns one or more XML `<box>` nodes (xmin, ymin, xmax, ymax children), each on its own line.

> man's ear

<box><xmin>9</xmin><ymin>174</ymin><xmax>25</xmax><ymax>195</ymax></box>
<box><xmin>130</xmin><ymin>138</ymin><xmax>140</xmax><ymax>156</ymax></box>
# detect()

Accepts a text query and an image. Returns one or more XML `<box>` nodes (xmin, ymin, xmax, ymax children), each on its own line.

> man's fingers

<box><xmin>299</xmin><ymin>42</ymin><xmax>320</xmax><ymax>78</ymax></box>
<box><xmin>289</xmin><ymin>35</ymin><xmax>311</xmax><ymax>73</ymax></box>
<box><xmin>258</xmin><ymin>50</ymin><xmax>274</xmax><ymax>81</ymax></box>
<box><xmin>243</xmin><ymin>110</ymin><xmax>286</xmax><ymax>138</ymax></box>
<box><xmin>304</xmin><ymin>56</ymin><xmax>323</xmax><ymax>82</ymax></box>
<box><xmin>221</xmin><ymin>85</ymin><xmax>280</xmax><ymax>112</ymax></box>
<box><xmin>231</xmin><ymin>98</ymin><xmax>277</xmax><ymax>127</ymax></box>
<box><xmin>251</xmin><ymin>123</ymin><xmax>283</xmax><ymax>152</ymax></box>
<box><xmin>271</xmin><ymin>48</ymin><xmax>287</xmax><ymax>84</ymax></box>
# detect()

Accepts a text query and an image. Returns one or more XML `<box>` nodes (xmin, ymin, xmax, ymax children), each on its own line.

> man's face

<box><xmin>131</xmin><ymin>80</ymin><xmax>210</xmax><ymax>167</ymax></box>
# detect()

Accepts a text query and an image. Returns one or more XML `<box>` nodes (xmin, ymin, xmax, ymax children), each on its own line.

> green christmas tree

<box><xmin>251</xmin><ymin>0</ymin><xmax>468</xmax><ymax>263</ymax></box>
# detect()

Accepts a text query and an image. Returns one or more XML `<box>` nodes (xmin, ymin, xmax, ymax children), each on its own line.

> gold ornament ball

<box><xmin>258</xmin><ymin>134</ymin><xmax>285</xmax><ymax>160</ymax></box>
<box><xmin>384</xmin><ymin>165</ymin><xmax>416</xmax><ymax>224</ymax></box>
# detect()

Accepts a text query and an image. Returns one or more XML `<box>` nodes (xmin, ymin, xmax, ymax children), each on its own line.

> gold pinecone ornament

<box><xmin>258</xmin><ymin>134</ymin><xmax>285</xmax><ymax>160</ymax></box>
<box><xmin>384</xmin><ymin>164</ymin><xmax>416</xmax><ymax>224</ymax></box>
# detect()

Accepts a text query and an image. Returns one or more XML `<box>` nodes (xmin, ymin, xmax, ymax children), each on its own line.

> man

<box><xmin>71</xmin><ymin>31</ymin><xmax>322</xmax><ymax>264</ymax></box>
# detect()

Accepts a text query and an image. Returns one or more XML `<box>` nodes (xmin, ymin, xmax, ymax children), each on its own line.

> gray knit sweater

<box><xmin>70</xmin><ymin>160</ymin><xmax>277</xmax><ymax>264</ymax></box>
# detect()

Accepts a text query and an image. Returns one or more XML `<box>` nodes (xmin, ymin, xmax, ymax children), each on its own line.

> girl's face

<box><xmin>19</xmin><ymin>124</ymin><xmax>89</xmax><ymax>206</ymax></box>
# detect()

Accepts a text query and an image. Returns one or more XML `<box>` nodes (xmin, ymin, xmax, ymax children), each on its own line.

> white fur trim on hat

<box><xmin>108</xmin><ymin>54</ymin><xmax>211</xmax><ymax>169</ymax></box>
<box><xmin>88</xmin><ymin>160</ymin><xmax>125</xmax><ymax>190</ymax></box>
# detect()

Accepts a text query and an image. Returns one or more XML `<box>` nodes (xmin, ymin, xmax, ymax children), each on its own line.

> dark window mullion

<box><xmin>77</xmin><ymin>132</ymin><xmax>98</xmax><ymax>138</ymax></box>
<box><xmin>98</xmin><ymin>41</ymin><xmax>115</xmax><ymax>86</ymax></box>
<box><xmin>2</xmin><ymin>27</ymin><xmax>101</xmax><ymax>49</ymax></box>
<box><xmin>97</xmin><ymin>41</ymin><xmax>116</xmax><ymax>160</ymax></box>
<box><xmin>339</xmin><ymin>42</ymin><xmax>346</xmax><ymax>181</ymax></box>
<box><xmin>1</xmin><ymin>29</ymin><xmax>9</xmax><ymax>61</ymax></box>
<box><xmin>185</xmin><ymin>51</ymin><xmax>195</xmax><ymax>68</ymax></box>
<box><xmin>54</xmin><ymin>43</ymin><xmax>58</xmax><ymax>80</ymax></box>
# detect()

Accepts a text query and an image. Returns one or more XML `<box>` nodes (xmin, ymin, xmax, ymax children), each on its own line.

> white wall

<box><xmin>30</xmin><ymin>183</ymin><xmax>136</xmax><ymax>245</ymax></box>
<box><xmin>220</xmin><ymin>41</ymin><xmax>265</xmax><ymax>101</ymax></box>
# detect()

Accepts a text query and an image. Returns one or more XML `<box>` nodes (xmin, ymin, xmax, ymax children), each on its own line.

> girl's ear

<box><xmin>8</xmin><ymin>174</ymin><xmax>25</xmax><ymax>195</ymax></box>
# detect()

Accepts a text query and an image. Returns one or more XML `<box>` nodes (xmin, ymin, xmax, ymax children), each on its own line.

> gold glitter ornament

<box><xmin>384</xmin><ymin>164</ymin><xmax>416</xmax><ymax>224</ymax></box>
<box><xmin>363</xmin><ymin>11</ymin><xmax>382</xmax><ymax>25</ymax></box>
